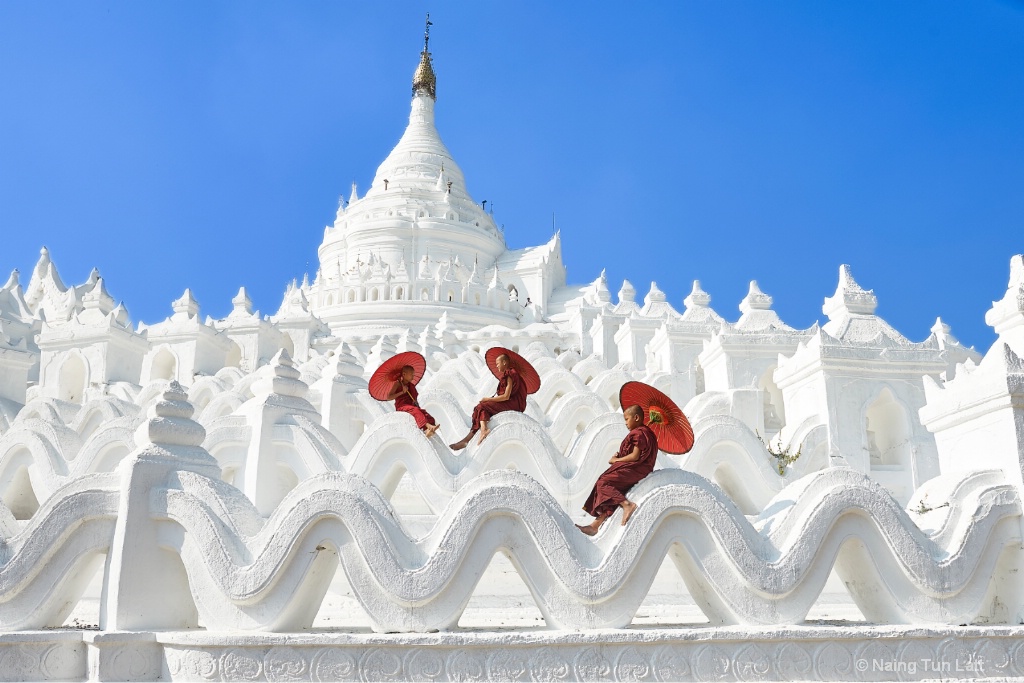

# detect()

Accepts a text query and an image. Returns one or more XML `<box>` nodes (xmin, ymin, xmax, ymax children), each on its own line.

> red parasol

<box><xmin>368</xmin><ymin>352</ymin><xmax>427</xmax><ymax>401</ymax></box>
<box><xmin>484</xmin><ymin>347</ymin><xmax>541</xmax><ymax>394</ymax></box>
<box><xmin>618</xmin><ymin>381</ymin><xmax>694</xmax><ymax>455</ymax></box>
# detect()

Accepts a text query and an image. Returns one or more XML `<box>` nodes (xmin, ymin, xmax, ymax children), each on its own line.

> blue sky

<box><xmin>1</xmin><ymin>2</ymin><xmax>1022</xmax><ymax>353</ymax></box>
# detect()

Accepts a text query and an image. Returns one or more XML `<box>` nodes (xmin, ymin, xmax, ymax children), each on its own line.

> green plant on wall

<box><xmin>756</xmin><ymin>431</ymin><xmax>802</xmax><ymax>476</ymax></box>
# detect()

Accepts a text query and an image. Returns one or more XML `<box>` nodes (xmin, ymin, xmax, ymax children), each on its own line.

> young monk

<box><xmin>577</xmin><ymin>404</ymin><xmax>658</xmax><ymax>536</ymax></box>
<box><xmin>386</xmin><ymin>365</ymin><xmax>440</xmax><ymax>439</ymax></box>
<box><xmin>449</xmin><ymin>354</ymin><xmax>528</xmax><ymax>450</ymax></box>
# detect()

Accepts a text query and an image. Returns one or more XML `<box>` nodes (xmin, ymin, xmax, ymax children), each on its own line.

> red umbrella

<box><xmin>619</xmin><ymin>381</ymin><xmax>694</xmax><ymax>455</ymax></box>
<box><xmin>368</xmin><ymin>352</ymin><xmax>427</xmax><ymax>400</ymax></box>
<box><xmin>484</xmin><ymin>347</ymin><xmax>541</xmax><ymax>394</ymax></box>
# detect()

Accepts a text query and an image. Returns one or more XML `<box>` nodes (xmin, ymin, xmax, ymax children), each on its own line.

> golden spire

<box><xmin>412</xmin><ymin>13</ymin><xmax>437</xmax><ymax>99</ymax></box>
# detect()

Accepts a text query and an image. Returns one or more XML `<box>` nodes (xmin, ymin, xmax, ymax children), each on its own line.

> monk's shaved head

<box><xmin>496</xmin><ymin>354</ymin><xmax>510</xmax><ymax>364</ymax></box>
<box><xmin>624</xmin><ymin>405</ymin><xmax>643</xmax><ymax>420</ymax></box>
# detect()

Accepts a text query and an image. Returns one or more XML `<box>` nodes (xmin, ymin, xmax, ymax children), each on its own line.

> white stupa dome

<box><xmin>308</xmin><ymin>29</ymin><xmax>557</xmax><ymax>336</ymax></box>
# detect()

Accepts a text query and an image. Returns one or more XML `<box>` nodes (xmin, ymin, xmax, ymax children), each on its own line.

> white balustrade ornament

<box><xmin>1</xmin><ymin>27</ymin><xmax>1023</xmax><ymax>683</ymax></box>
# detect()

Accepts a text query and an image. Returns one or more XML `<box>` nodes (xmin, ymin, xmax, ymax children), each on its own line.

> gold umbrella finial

<box><xmin>413</xmin><ymin>13</ymin><xmax>437</xmax><ymax>99</ymax></box>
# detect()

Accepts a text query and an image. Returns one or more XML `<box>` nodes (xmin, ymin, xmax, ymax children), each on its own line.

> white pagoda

<box><xmin>309</xmin><ymin>27</ymin><xmax>563</xmax><ymax>336</ymax></box>
<box><xmin>0</xmin><ymin>21</ymin><xmax>1023</xmax><ymax>683</ymax></box>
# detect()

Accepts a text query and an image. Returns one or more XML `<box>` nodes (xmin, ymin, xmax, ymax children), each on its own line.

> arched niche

<box><xmin>225</xmin><ymin>341</ymin><xmax>242</xmax><ymax>369</ymax></box>
<box><xmin>864</xmin><ymin>388</ymin><xmax>911</xmax><ymax>469</ymax></box>
<box><xmin>694</xmin><ymin>361</ymin><xmax>706</xmax><ymax>396</ymax></box>
<box><xmin>151</xmin><ymin>348</ymin><xmax>177</xmax><ymax>383</ymax></box>
<box><xmin>758</xmin><ymin>365</ymin><xmax>785</xmax><ymax>436</ymax></box>
<box><xmin>58</xmin><ymin>354</ymin><xmax>88</xmax><ymax>404</ymax></box>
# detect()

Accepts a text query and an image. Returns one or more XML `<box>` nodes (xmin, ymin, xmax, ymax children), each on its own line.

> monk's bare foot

<box><xmin>576</xmin><ymin>514</ymin><xmax>610</xmax><ymax>536</ymax></box>
<box><xmin>450</xmin><ymin>430</ymin><xmax>475</xmax><ymax>451</ymax></box>
<box><xmin>620</xmin><ymin>500</ymin><xmax>637</xmax><ymax>526</ymax></box>
<box><xmin>424</xmin><ymin>424</ymin><xmax>439</xmax><ymax>438</ymax></box>
<box><xmin>477</xmin><ymin>426</ymin><xmax>490</xmax><ymax>444</ymax></box>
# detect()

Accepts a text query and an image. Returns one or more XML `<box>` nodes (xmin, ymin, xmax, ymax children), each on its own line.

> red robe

<box><xmin>394</xmin><ymin>382</ymin><xmax>436</xmax><ymax>430</ymax></box>
<box><xmin>583</xmin><ymin>424</ymin><xmax>659</xmax><ymax>518</ymax></box>
<box><xmin>470</xmin><ymin>368</ymin><xmax>528</xmax><ymax>431</ymax></box>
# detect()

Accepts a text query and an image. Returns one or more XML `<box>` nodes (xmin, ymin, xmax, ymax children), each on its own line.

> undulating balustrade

<box><xmin>0</xmin><ymin>343</ymin><xmax>1022</xmax><ymax>638</ymax></box>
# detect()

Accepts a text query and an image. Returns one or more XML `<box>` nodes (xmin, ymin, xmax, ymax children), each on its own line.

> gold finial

<box><xmin>412</xmin><ymin>13</ymin><xmax>437</xmax><ymax>99</ymax></box>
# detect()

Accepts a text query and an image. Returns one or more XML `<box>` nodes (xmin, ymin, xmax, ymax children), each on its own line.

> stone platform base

<box><xmin>2</xmin><ymin>625</ymin><xmax>1023</xmax><ymax>682</ymax></box>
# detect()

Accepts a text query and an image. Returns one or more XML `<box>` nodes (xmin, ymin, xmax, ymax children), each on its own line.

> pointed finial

<box><xmin>930</xmin><ymin>316</ymin><xmax>962</xmax><ymax>350</ymax></box>
<box><xmin>488</xmin><ymin>264</ymin><xmax>503</xmax><ymax>289</ymax></box>
<box><xmin>412</xmin><ymin>14</ymin><xmax>437</xmax><ymax>99</ymax></box>
<box><xmin>739</xmin><ymin>280</ymin><xmax>773</xmax><ymax>313</ymax></box>
<box><xmin>823</xmin><ymin>264</ymin><xmax>877</xmax><ymax>320</ymax></box>
<box><xmin>232</xmin><ymin>287</ymin><xmax>253</xmax><ymax>315</ymax></box>
<box><xmin>684</xmin><ymin>280</ymin><xmax>711</xmax><ymax>309</ymax></box>
<box><xmin>984</xmin><ymin>254</ymin><xmax>1024</xmax><ymax>337</ymax></box>
<box><xmin>134</xmin><ymin>381</ymin><xmax>206</xmax><ymax>448</ymax></box>
<box><xmin>172</xmin><ymin>289</ymin><xmax>200</xmax><ymax>318</ymax></box>
<box><xmin>82</xmin><ymin>276</ymin><xmax>114</xmax><ymax>311</ymax></box>
<box><xmin>329</xmin><ymin>342</ymin><xmax>364</xmax><ymax>380</ymax></box>
<box><xmin>33</xmin><ymin>247</ymin><xmax>52</xmax><ymax>276</ymax></box>
<box><xmin>589</xmin><ymin>269</ymin><xmax>611</xmax><ymax>303</ymax></box>
<box><xmin>618</xmin><ymin>279</ymin><xmax>636</xmax><ymax>303</ymax></box>
<box><xmin>644</xmin><ymin>281</ymin><xmax>666</xmax><ymax>305</ymax></box>
<box><xmin>251</xmin><ymin>348</ymin><xmax>309</xmax><ymax>399</ymax></box>
<box><xmin>111</xmin><ymin>301</ymin><xmax>131</xmax><ymax>327</ymax></box>
<box><xmin>3</xmin><ymin>269</ymin><xmax>19</xmax><ymax>290</ymax></box>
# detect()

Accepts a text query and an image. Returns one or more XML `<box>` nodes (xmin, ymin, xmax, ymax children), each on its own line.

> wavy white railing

<box><xmin>2</xmin><ymin>447</ymin><xmax>1014</xmax><ymax>634</ymax></box>
<box><xmin>0</xmin><ymin>345</ymin><xmax>1021</xmax><ymax>641</ymax></box>
<box><xmin>1</xmin><ymin>399</ymin><xmax>1018</xmax><ymax>634</ymax></box>
<box><xmin>159</xmin><ymin>464</ymin><xmax>1019</xmax><ymax>632</ymax></box>
<box><xmin>0</xmin><ymin>473</ymin><xmax>119</xmax><ymax>629</ymax></box>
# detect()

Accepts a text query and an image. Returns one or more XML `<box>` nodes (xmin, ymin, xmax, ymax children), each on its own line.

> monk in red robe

<box><xmin>577</xmin><ymin>404</ymin><xmax>658</xmax><ymax>535</ymax></box>
<box><xmin>449</xmin><ymin>354</ymin><xmax>528</xmax><ymax>450</ymax></box>
<box><xmin>386</xmin><ymin>365</ymin><xmax>439</xmax><ymax>438</ymax></box>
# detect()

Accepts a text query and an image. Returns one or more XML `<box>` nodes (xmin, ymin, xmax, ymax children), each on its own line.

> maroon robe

<box><xmin>394</xmin><ymin>382</ymin><xmax>436</xmax><ymax>430</ymax></box>
<box><xmin>470</xmin><ymin>368</ymin><xmax>528</xmax><ymax>431</ymax></box>
<box><xmin>583</xmin><ymin>424</ymin><xmax>659</xmax><ymax>518</ymax></box>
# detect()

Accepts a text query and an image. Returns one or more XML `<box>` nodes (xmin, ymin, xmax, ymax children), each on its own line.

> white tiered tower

<box><xmin>310</xmin><ymin>23</ymin><xmax>564</xmax><ymax>335</ymax></box>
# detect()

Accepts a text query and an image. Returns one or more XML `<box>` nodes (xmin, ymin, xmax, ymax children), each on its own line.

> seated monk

<box><xmin>386</xmin><ymin>365</ymin><xmax>439</xmax><ymax>439</ymax></box>
<box><xmin>577</xmin><ymin>404</ymin><xmax>658</xmax><ymax>536</ymax></box>
<box><xmin>449</xmin><ymin>354</ymin><xmax>527</xmax><ymax>450</ymax></box>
